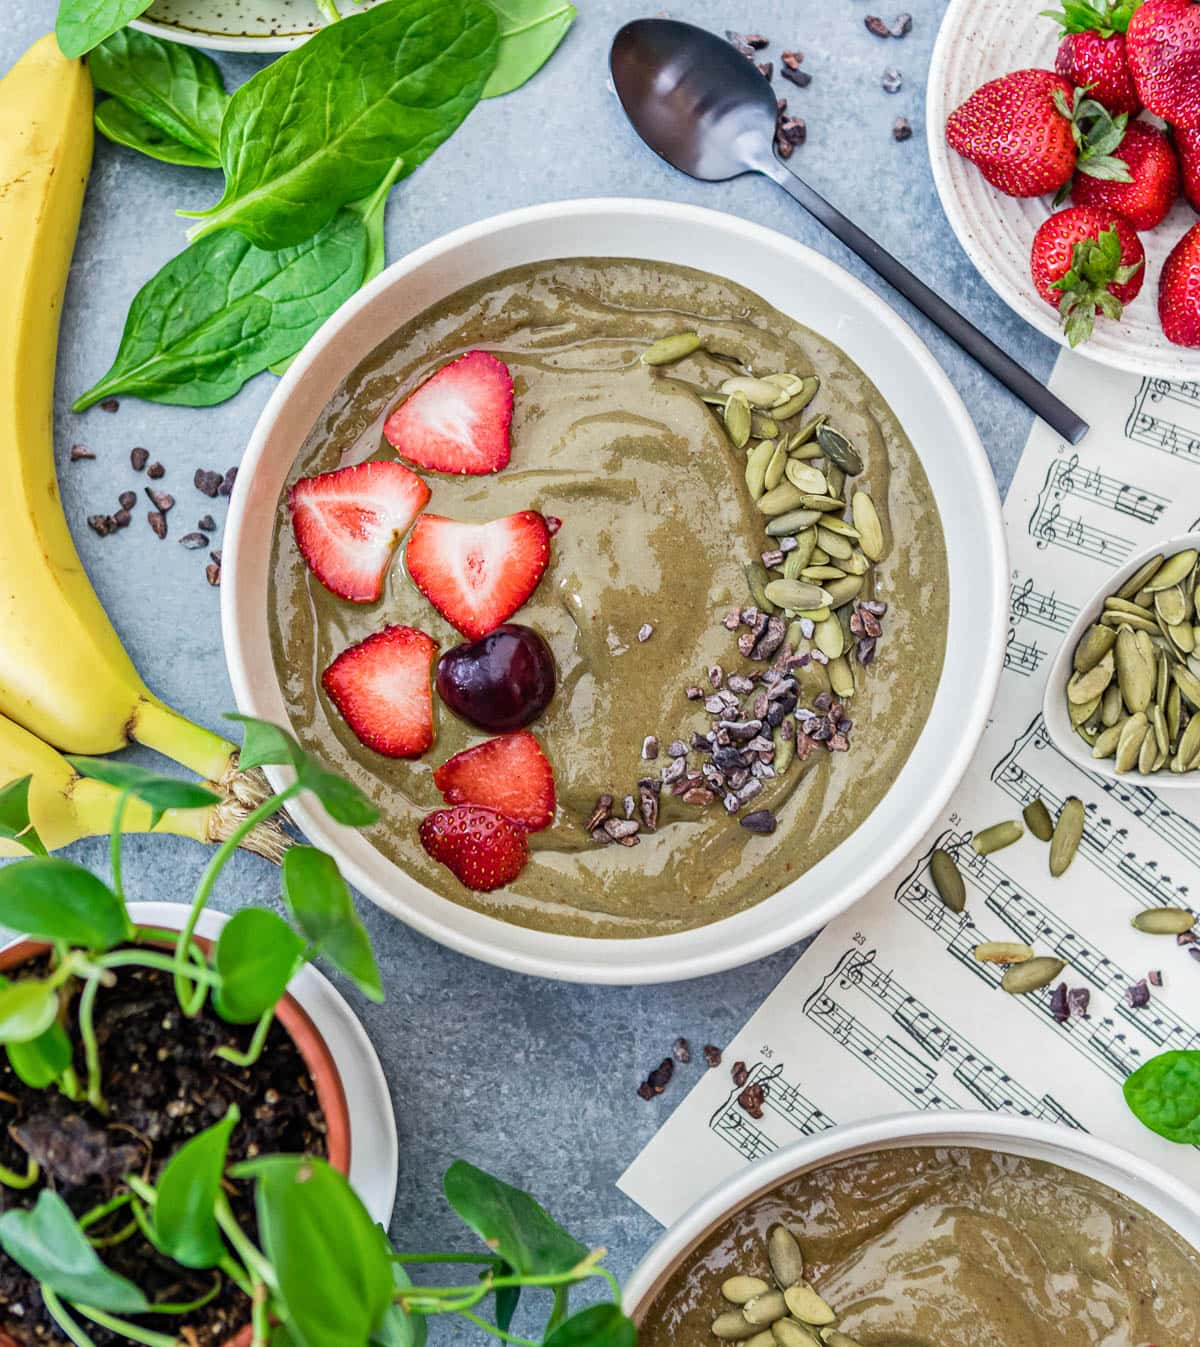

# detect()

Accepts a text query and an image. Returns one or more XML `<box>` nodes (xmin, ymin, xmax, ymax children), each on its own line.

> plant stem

<box><xmin>74</xmin><ymin>1304</ymin><xmax>179</xmax><ymax>1347</ymax></box>
<box><xmin>392</xmin><ymin>1253</ymin><xmax>500</xmax><ymax>1265</ymax></box>
<box><xmin>59</xmin><ymin>1065</ymin><xmax>82</xmax><ymax>1101</ymax></box>
<box><xmin>215</xmin><ymin>1194</ymin><xmax>276</xmax><ymax>1290</ymax></box>
<box><xmin>174</xmin><ymin>783</ymin><xmax>300</xmax><ymax>1013</ymax></box>
<box><xmin>109</xmin><ymin>788</ymin><xmax>132</xmax><ymax>902</ymax></box>
<box><xmin>149</xmin><ymin>1277</ymin><xmax>222</xmax><ymax>1315</ymax></box>
<box><xmin>78</xmin><ymin>976</ymin><xmax>104</xmax><ymax>1113</ymax></box>
<box><xmin>250</xmin><ymin>1279</ymin><xmax>269</xmax><ymax>1347</ymax></box>
<box><xmin>41</xmin><ymin>1289</ymin><xmax>97</xmax><ymax>1347</ymax></box>
<box><xmin>97</xmin><ymin>949</ymin><xmax>221</xmax><ymax>986</ymax></box>
<box><xmin>455</xmin><ymin>1309</ymin><xmax>539</xmax><ymax>1347</ymax></box>
<box><xmin>219</xmin><ymin>1253</ymin><xmax>254</xmax><ymax>1299</ymax></box>
<box><xmin>79</xmin><ymin>1191</ymin><xmax>134</xmax><ymax>1230</ymax></box>
<box><xmin>0</xmin><ymin>1156</ymin><xmax>38</xmax><ymax>1189</ymax></box>
<box><xmin>215</xmin><ymin>1006</ymin><xmax>275</xmax><ymax>1067</ymax></box>
<box><xmin>88</xmin><ymin>1218</ymin><xmax>138</xmax><ymax>1248</ymax></box>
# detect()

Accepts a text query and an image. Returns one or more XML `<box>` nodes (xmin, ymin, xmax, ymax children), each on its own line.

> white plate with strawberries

<box><xmin>928</xmin><ymin>0</ymin><xmax>1200</xmax><ymax>375</ymax></box>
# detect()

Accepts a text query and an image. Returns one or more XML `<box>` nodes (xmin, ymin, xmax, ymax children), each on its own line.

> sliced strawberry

<box><xmin>383</xmin><ymin>350</ymin><xmax>513</xmax><ymax>476</ymax></box>
<box><xmin>322</xmin><ymin>625</ymin><xmax>438</xmax><ymax>758</ymax></box>
<box><xmin>288</xmin><ymin>460</ymin><xmax>431</xmax><ymax>603</ymax></box>
<box><xmin>419</xmin><ymin>805</ymin><xmax>529</xmax><ymax>891</ymax></box>
<box><xmin>433</xmin><ymin>731</ymin><xmax>555</xmax><ymax>832</ymax></box>
<box><xmin>405</xmin><ymin>511</ymin><xmax>551</xmax><ymax>641</ymax></box>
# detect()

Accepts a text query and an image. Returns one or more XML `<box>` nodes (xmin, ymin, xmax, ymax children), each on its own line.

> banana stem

<box><xmin>128</xmin><ymin>696</ymin><xmax>238</xmax><ymax>783</ymax></box>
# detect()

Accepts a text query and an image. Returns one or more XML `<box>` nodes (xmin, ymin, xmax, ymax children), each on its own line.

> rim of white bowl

<box><xmin>1041</xmin><ymin>531</ymin><xmax>1200</xmax><ymax>788</ymax></box>
<box><xmin>623</xmin><ymin>1109</ymin><xmax>1200</xmax><ymax>1319</ymax></box>
<box><xmin>221</xmin><ymin>197</ymin><xmax>1008</xmax><ymax>985</ymax></box>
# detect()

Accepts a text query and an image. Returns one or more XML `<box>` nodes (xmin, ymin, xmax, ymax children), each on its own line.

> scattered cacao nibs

<box><xmin>145</xmin><ymin>488</ymin><xmax>174</xmax><ymax>512</ymax></box>
<box><xmin>757</xmin><ymin>60</ymin><xmax>773</xmax><ymax>81</ymax></box>
<box><xmin>1126</xmin><ymin>979</ymin><xmax>1151</xmax><ymax>1008</ymax></box>
<box><xmin>703</xmin><ymin>1044</ymin><xmax>723</xmax><ymax>1067</ymax></box>
<box><xmin>761</xmin><ymin>548</ymin><xmax>785</xmax><ymax>568</ymax></box>
<box><xmin>585</xmin><ymin>794</ymin><xmax>614</xmax><ymax>832</ymax></box>
<box><xmin>781</xmin><ymin>65</ymin><xmax>812</xmax><ymax>89</ymax></box>
<box><xmin>545</xmin><ymin>515</ymin><xmax>562</xmax><ymax>535</ymax></box>
<box><xmin>685</xmin><ymin>685</ymin><xmax>704</xmax><ymax>700</ymax></box>
<box><xmin>731</xmin><ymin>1060</ymin><xmax>749</xmax><ymax>1087</ymax></box>
<box><xmin>741</xmin><ymin>810</ymin><xmax>777</xmax><ymax>835</ymax></box>
<box><xmin>673</xmin><ymin>1037</ymin><xmax>691</xmax><ymax>1064</ymax></box>
<box><xmin>681</xmin><ymin>786</ymin><xmax>715</xmax><ymax>806</ymax></box>
<box><xmin>147</xmin><ymin>461</ymin><xmax>165</xmax><ymax>479</ymax></box>
<box><xmin>1067</xmin><ymin>986</ymin><xmax>1091</xmax><ymax>1017</ymax></box>
<box><xmin>147</xmin><ymin>511</ymin><xmax>167</xmax><ymax>539</ymax></box>
<box><xmin>130</xmin><ymin>447</ymin><xmax>149</xmax><ymax>471</ymax></box>
<box><xmin>893</xmin><ymin>116</ymin><xmax>913</xmax><ymax>142</ymax></box>
<box><xmin>623</xmin><ymin>794</ymin><xmax>636</xmax><ymax>819</ymax></box>
<box><xmin>636</xmin><ymin>1081</ymin><xmax>655</xmax><ymax>1101</ymax></box>
<box><xmin>1189</xmin><ymin>946</ymin><xmax>1200</xmax><ymax>964</ymax></box>
<box><xmin>179</xmin><ymin>532</ymin><xmax>209</xmax><ymax>550</ymax></box>
<box><xmin>639</xmin><ymin>781</ymin><xmax>660</xmax><ymax>831</ymax></box>
<box><xmin>218</xmin><ymin>467</ymin><xmax>238</xmax><ymax>497</ymax></box>
<box><xmin>890</xmin><ymin>12</ymin><xmax>913</xmax><ymax>36</ymax></box>
<box><xmin>637</xmin><ymin>622</ymin><xmax>655</xmax><ymax>643</ymax></box>
<box><xmin>737</xmin><ymin>1083</ymin><xmax>766</xmax><ymax>1119</ymax></box>
<box><xmin>86</xmin><ymin>514</ymin><xmax>116</xmax><ymax>537</ymax></box>
<box><xmin>637</xmin><ymin>1058</ymin><xmax>675</xmax><ymax>1100</ymax></box>
<box><xmin>99</xmin><ymin>398</ymin><xmax>119</xmax><ymax>413</ymax></box>
<box><xmin>603</xmin><ymin>817</ymin><xmax>640</xmax><ymax>843</ymax></box>
<box><xmin>69</xmin><ymin>443</ymin><xmax>94</xmax><ymax>462</ymax></box>
<box><xmin>641</xmin><ymin>734</ymin><xmax>659</xmax><ymax>761</ymax></box>
<box><xmin>118</xmin><ymin>490</ymin><xmax>137</xmax><ymax>511</ymax></box>
<box><xmin>194</xmin><ymin>468</ymin><xmax>223</xmax><ymax>497</ymax></box>
<box><xmin>782</xmin><ymin>49</ymin><xmax>802</xmax><ymax>69</ymax></box>
<box><xmin>865</xmin><ymin>15</ymin><xmax>890</xmax><ymax>36</ymax></box>
<box><xmin>1178</xmin><ymin>930</ymin><xmax>1199</xmax><ymax>945</ymax></box>
<box><xmin>1148</xmin><ymin>968</ymin><xmax>1164</xmax><ymax>987</ymax></box>
<box><xmin>708</xmin><ymin>664</ymin><xmax>724</xmax><ymax>689</ymax></box>
<box><xmin>778</xmin><ymin>116</ymin><xmax>807</xmax><ymax>147</ymax></box>
<box><xmin>205</xmin><ymin>561</ymin><xmax>221</xmax><ymax>587</ymax></box>
<box><xmin>198</xmin><ymin>515</ymin><xmax>216</xmax><ymax>533</ymax></box>
<box><xmin>1049</xmin><ymin>982</ymin><xmax>1070</xmax><ymax>1024</ymax></box>
<box><xmin>210</xmin><ymin>549</ymin><xmax>222</xmax><ymax>565</ymax></box>
<box><xmin>667</xmin><ymin>739</ymin><xmax>689</xmax><ymax>758</ymax></box>
<box><xmin>882</xmin><ymin>66</ymin><xmax>902</xmax><ymax>93</ymax></box>
<box><xmin>112</xmin><ymin>509</ymin><xmax>131</xmax><ymax>529</ymax></box>
<box><xmin>723</xmin><ymin>608</ymin><xmax>742</xmax><ymax>631</ymax></box>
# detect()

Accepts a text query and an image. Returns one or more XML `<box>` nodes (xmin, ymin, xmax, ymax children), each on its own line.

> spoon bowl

<box><xmin>609</xmin><ymin>18</ymin><xmax>776</xmax><ymax>182</ymax></box>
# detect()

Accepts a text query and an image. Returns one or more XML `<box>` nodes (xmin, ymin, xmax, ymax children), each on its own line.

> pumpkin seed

<box><xmin>1022</xmin><ymin>797</ymin><xmax>1054</xmax><ymax>841</ymax></box>
<box><xmin>1172</xmin><ymin>663</ymin><xmax>1200</xmax><ymax>708</ymax></box>
<box><xmin>642</xmin><ymin>331</ymin><xmax>702</xmax><ymax>365</ymax></box>
<box><xmin>774</xmin><ymin>725</ymin><xmax>796</xmax><ymax>774</ymax></box>
<box><xmin>1117</xmin><ymin>554</ymin><xmax>1164</xmax><ymax>599</ymax></box>
<box><xmin>1073</xmin><ymin>624</ymin><xmax>1117</xmax><ymax>674</ymax></box>
<box><xmin>785</xmin><ymin>460</ymin><xmax>829</xmax><ymax>494</ymax></box>
<box><xmin>764</xmin><ymin>372</ymin><xmax>809</xmax><ymax>396</ymax></box>
<box><xmin>1002</xmin><ymin>957</ymin><xmax>1066</xmax><ymax>995</ymax></box>
<box><xmin>1156</xmin><ymin>585</ymin><xmax>1188</xmax><ymax>627</ymax></box>
<box><xmin>823</xmin><ymin>575</ymin><xmax>865</xmax><ymax>608</ymax></box>
<box><xmin>1116</xmin><ymin>627</ymin><xmax>1154</xmax><ymax>712</ymax></box>
<box><xmin>1175</xmin><ymin>711</ymin><xmax>1200</xmax><ymax>767</ymax></box>
<box><xmin>746</xmin><ymin>563</ymin><xmax>779</xmax><ymax>614</ymax></box>
<box><xmin>747</xmin><ymin>1334</ymin><xmax>776</xmax><ymax>1347</ymax></box>
<box><xmin>744</xmin><ymin>1293</ymin><xmax>788</xmax><ymax>1326</ymax></box>
<box><xmin>789</xmin><ymin>415</ymin><xmax>826</xmax><ymax>451</ymax></box>
<box><xmin>1105</xmin><ymin>595</ymin><xmax>1155</xmax><ymax>620</ymax></box>
<box><xmin>768</xmin><ymin>1225</ymin><xmax>806</xmax><ymax>1288</ymax></box>
<box><xmin>1144</xmin><ymin>548</ymin><xmax>1197</xmax><ymax>592</ymax></box>
<box><xmin>1049</xmin><ymin>796</ymin><xmax>1084</xmax><ymax>876</ymax></box>
<box><xmin>797</xmin><ymin>494</ymin><xmax>845</xmax><ymax>513</ymax></box>
<box><xmin>1091</xmin><ymin>721</ymin><xmax>1125</xmax><ymax>759</ymax></box>
<box><xmin>930</xmin><ymin>848</ymin><xmax>966</xmax><ymax>913</ymax></box>
<box><xmin>822</xmin><ymin>1335</ymin><xmax>864</xmax><ymax>1347</ymax></box>
<box><xmin>789</xmin><ymin>529</ymin><xmax>818</xmax><ymax>571</ymax></box>
<box><xmin>816</xmin><ymin>424</ymin><xmax>863</xmax><ymax>475</ymax></box>
<box><xmin>767</xmin><ymin>509</ymin><xmax>823</xmax><ymax>536</ymax></box>
<box><xmin>765</xmin><ymin>579</ymin><xmax>830</xmax><ymax>611</ymax></box>
<box><xmin>802</xmin><ymin>566</ymin><xmax>847</xmax><ymax>582</ymax></box>
<box><xmin>724</xmin><ymin>391</ymin><xmax>752</xmax><ymax>448</ymax></box>
<box><xmin>828</xmin><ymin>655</ymin><xmax>855</xmax><ymax>698</ymax></box>
<box><xmin>745</xmin><ymin>440</ymin><xmax>775</xmax><ymax>498</ymax></box>
<box><xmin>974</xmin><ymin>941</ymin><xmax>1034</xmax><ymax>964</ymax></box>
<box><xmin>824</xmin><ymin>465</ymin><xmax>845</xmax><ymax>499</ymax></box>
<box><xmin>843</xmin><ymin>548</ymin><xmax>871</xmax><ymax>576</ymax></box>
<box><xmin>972</xmin><ymin>820</ymin><xmax>1023</xmax><ymax>854</ymax></box>
<box><xmin>783</xmin><ymin>1285</ymin><xmax>836</xmax><ymax>1327</ymax></box>
<box><xmin>1067</xmin><ymin>651</ymin><xmax>1114</xmax><ymax>704</ymax></box>
<box><xmin>1078</xmin><ymin>722</ymin><xmax>1100</xmax><ymax>747</ymax></box>
<box><xmin>764</xmin><ymin>441</ymin><xmax>789</xmax><ymax>492</ymax></box>
<box><xmin>1167</xmin><ymin>681</ymin><xmax>1183</xmax><ymax>742</ymax></box>
<box><xmin>815</xmin><ymin>526</ymin><xmax>853</xmax><ymax>560</ymax></box>
<box><xmin>714</xmin><ymin>1312</ymin><xmax>761</xmax><ymax>1340</ymax></box>
<box><xmin>810</xmin><ymin>546</ymin><xmax>830</xmax><ymax>565</ymax></box>
<box><xmin>751</xmin><ymin>412</ymin><xmax>779</xmax><ymax>439</ymax></box>
<box><xmin>1138</xmin><ymin>727</ymin><xmax>1159</xmax><ymax>775</ymax></box>
<box><xmin>784</xmin><ymin>552</ymin><xmax>807</xmax><ymax>581</ymax></box>
<box><xmin>1100</xmin><ymin>682</ymin><xmax>1124</xmax><ymax>727</ymax></box>
<box><xmin>1156</xmin><ymin>649</ymin><xmax>1170</xmax><ymax>711</ymax></box>
<box><xmin>1169</xmin><ymin>621</ymin><xmax>1195</xmax><ymax>654</ymax></box>
<box><xmin>1115</xmin><ymin>712</ymin><xmax>1149</xmax><ymax>773</ymax></box>
<box><xmin>1151</xmin><ymin>702</ymin><xmax>1170</xmax><ymax>756</ymax></box>
<box><xmin>850</xmin><ymin>492</ymin><xmax>884</xmax><ymax>561</ymax></box>
<box><xmin>758</xmin><ymin>482</ymin><xmax>809</xmax><ymax>516</ymax></box>
<box><xmin>722</xmin><ymin>375</ymin><xmax>784</xmax><ymax>409</ymax></box>
<box><xmin>1132</xmin><ymin>907</ymin><xmax>1196</xmax><ymax>935</ymax></box>
<box><xmin>724</xmin><ymin>1277</ymin><xmax>771</xmax><ymax>1305</ymax></box>
<box><xmin>772</xmin><ymin>1322</ymin><xmax>821</xmax><ymax>1347</ymax></box>
<box><xmin>814</xmin><ymin>616</ymin><xmax>845</xmax><ymax>658</ymax></box>
<box><xmin>1100</xmin><ymin>610</ymin><xmax>1158</xmax><ymax>634</ymax></box>
<box><xmin>771</xmin><ymin>377</ymin><xmax>821</xmax><ymax>420</ymax></box>
<box><xmin>1068</xmin><ymin>694</ymin><xmax>1101</xmax><ymax>728</ymax></box>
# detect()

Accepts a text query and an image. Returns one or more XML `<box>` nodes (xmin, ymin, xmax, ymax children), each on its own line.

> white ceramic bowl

<box><xmin>1042</xmin><ymin>531</ymin><xmax>1200</xmax><ymax>788</ymax></box>
<box><xmin>222</xmin><ymin>198</ymin><xmax>1008</xmax><ymax>984</ymax></box>
<box><xmin>130</xmin><ymin>0</ymin><xmax>385</xmax><ymax>53</ymax></box>
<box><xmin>623</xmin><ymin>1110</ymin><xmax>1200</xmax><ymax>1322</ymax></box>
<box><xmin>927</xmin><ymin>0</ymin><xmax>1200</xmax><ymax>379</ymax></box>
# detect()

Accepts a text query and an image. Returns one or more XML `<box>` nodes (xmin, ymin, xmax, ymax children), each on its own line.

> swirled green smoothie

<box><xmin>267</xmin><ymin>258</ymin><xmax>948</xmax><ymax>937</ymax></box>
<box><xmin>635</xmin><ymin>1146</ymin><xmax>1200</xmax><ymax>1347</ymax></box>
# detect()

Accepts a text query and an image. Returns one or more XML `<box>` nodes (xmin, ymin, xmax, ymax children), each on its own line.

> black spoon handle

<box><xmin>765</xmin><ymin>157</ymin><xmax>1089</xmax><ymax>445</ymax></box>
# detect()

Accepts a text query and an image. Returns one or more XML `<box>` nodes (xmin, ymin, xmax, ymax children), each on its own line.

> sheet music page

<box><xmin>620</xmin><ymin>352</ymin><xmax>1200</xmax><ymax>1227</ymax></box>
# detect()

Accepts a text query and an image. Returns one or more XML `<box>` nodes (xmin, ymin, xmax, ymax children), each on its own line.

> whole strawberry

<box><xmin>1031</xmin><ymin>206</ymin><xmax>1145</xmax><ymax>344</ymax></box>
<box><xmin>1176</xmin><ymin>124</ymin><xmax>1200</xmax><ymax>207</ymax></box>
<box><xmin>1071</xmin><ymin>119</ymin><xmax>1180</xmax><ymax>227</ymax></box>
<box><xmin>1049</xmin><ymin>0</ymin><xmax>1144</xmax><ymax>116</ymax></box>
<box><xmin>1159</xmin><ymin>221</ymin><xmax>1200</xmax><ymax>343</ymax></box>
<box><xmin>946</xmin><ymin>69</ymin><xmax>1130</xmax><ymax>196</ymax></box>
<box><xmin>1127</xmin><ymin>0</ymin><xmax>1200</xmax><ymax>128</ymax></box>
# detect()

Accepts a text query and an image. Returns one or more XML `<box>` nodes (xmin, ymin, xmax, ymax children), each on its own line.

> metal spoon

<box><xmin>609</xmin><ymin>17</ymin><xmax>1089</xmax><ymax>445</ymax></box>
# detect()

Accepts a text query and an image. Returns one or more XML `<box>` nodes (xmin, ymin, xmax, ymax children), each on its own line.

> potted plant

<box><xmin>0</xmin><ymin>716</ymin><xmax>632</xmax><ymax>1347</ymax></box>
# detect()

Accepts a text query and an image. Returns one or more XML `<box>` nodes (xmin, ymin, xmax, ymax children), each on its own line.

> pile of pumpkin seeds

<box><xmin>642</xmin><ymin>332</ymin><xmax>890</xmax><ymax>702</ymax></box>
<box><xmin>1067</xmin><ymin>548</ymin><xmax>1200</xmax><ymax>775</ymax></box>
<box><xmin>710</xmin><ymin>1223</ymin><xmax>861</xmax><ymax>1347</ymax></box>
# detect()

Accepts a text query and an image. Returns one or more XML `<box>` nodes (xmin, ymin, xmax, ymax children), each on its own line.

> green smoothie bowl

<box><xmin>221</xmin><ymin>198</ymin><xmax>1007</xmax><ymax>983</ymax></box>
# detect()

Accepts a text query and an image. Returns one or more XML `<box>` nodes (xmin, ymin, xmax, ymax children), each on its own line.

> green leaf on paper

<box><xmin>483</xmin><ymin>0</ymin><xmax>575</xmax><ymax>98</ymax></box>
<box><xmin>0</xmin><ymin>859</ymin><xmax>130</xmax><ymax>949</ymax></box>
<box><xmin>1124</xmin><ymin>1049</ymin><xmax>1200</xmax><ymax>1144</ymax></box>
<box><xmin>213</xmin><ymin>909</ymin><xmax>306</xmax><ymax>1024</ymax></box>
<box><xmin>443</xmin><ymin>1161</ymin><xmax>588</xmax><ymax>1276</ymax></box>
<box><xmin>151</xmin><ymin>1105</ymin><xmax>240</xmax><ymax>1268</ymax></box>
<box><xmin>181</xmin><ymin>0</ymin><xmax>498</xmax><ymax>250</ymax></box>
<box><xmin>282</xmin><ymin>846</ymin><xmax>383</xmax><ymax>1002</ymax></box>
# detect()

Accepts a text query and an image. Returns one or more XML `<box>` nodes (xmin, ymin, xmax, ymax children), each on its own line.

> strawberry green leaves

<box><xmin>1053</xmin><ymin>86</ymin><xmax>1134</xmax><ymax>183</ymax></box>
<box><xmin>181</xmin><ymin>0</ymin><xmax>499</xmax><ymax>250</ymax></box>
<box><xmin>483</xmin><ymin>1</ymin><xmax>576</xmax><ymax>98</ymax></box>
<box><xmin>1124</xmin><ymin>1049</ymin><xmax>1200</xmax><ymax>1143</ymax></box>
<box><xmin>1050</xmin><ymin>223</ymin><xmax>1144</xmax><ymax>346</ymax></box>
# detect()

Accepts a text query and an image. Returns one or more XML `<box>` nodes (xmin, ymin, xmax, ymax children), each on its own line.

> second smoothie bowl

<box><xmin>222</xmin><ymin>200</ymin><xmax>1007</xmax><ymax>983</ymax></box>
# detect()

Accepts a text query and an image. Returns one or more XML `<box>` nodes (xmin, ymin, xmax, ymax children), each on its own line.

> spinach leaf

<box><xmin>96</xmin><ymin>100</ymin><xmax>220</xmax><ymax>169</ymax></box>
<box><xmin>72</xmin><ymin>211</ymin><xmax>368</xmax><ymax>410</ymax></box>
<box><xmin>181</xmin><ymin>0</ymin><xmax>498</xmax><ymax>250</ymax></box>
<box><xmin>1124</xmin><ymin>1050</ymin><xmax>1200</xmax><ymax>1144</ymax></box>
<box><xmin>56</xmin><ymin>0</ymin><xmax>154</xmax><ymax>59</ymax></box>
<box><xmin>483</xmin><ymin>0</ymin><xmax>575</xmax><ymax>98</ymax></box>
<box><xmin>90</xmin><ymin>29</ymin><xmax>227</xmax><ymax>164</ymax></box>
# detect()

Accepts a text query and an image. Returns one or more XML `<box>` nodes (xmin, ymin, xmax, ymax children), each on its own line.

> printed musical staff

<box><xmin>1009</xmin><ymin>574</ymin><xmax>1078</xmax><ymax>636</ymax></box>
<box><xmin>705</xmin><ymin>1062</ymin><xmax>835</xmax><ymax>1163</ymax></box>
<box><xmin>1126</xmin><ymin>378</ymin><xmax>1200</xmax><ymax>464</ymax></box>
<box><xmin>1027</xmin><ymin>453</ymin><xmax>1166</xmax><ymax>565</ymax></box>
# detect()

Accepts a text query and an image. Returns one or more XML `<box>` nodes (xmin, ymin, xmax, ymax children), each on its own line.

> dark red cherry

<box><xmin>435</xmin><ymin>624</ymin><xmax>556</xmax><ymax>732</ymax></box>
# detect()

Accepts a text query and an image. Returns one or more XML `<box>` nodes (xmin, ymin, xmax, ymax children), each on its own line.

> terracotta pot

<box><xmin>0</xmin><ymin>926</ymin><xmax>352</xmax><ymax>1347</ymax></box>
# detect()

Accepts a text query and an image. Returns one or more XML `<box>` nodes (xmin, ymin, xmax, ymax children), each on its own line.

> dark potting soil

<box><xmin>0</xmin><ymin>957</ymin><xmax>328</xmax><ymax>1346</ymax></box>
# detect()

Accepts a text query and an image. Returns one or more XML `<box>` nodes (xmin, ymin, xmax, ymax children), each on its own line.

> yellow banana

<box><xmin>0</xmin><ymin>37</ymin><xmax>255</xmax><ymax>800</ymax></box>
<box><xmin>0</xmin><ymin>710</ymin><xmax>287</xmax><ymax>861</ymax></box>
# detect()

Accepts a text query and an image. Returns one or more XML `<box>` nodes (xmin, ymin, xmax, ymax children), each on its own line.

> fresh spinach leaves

<box><xmin>55</xmin><ymin>0</ymin><xmax>154</xmax><ymax>59</ymax></box>
<box><xmin>72</xmin><ymin>211</ymin><xmax>368</xmax><ymax>409</ymax></box>
<box><xmin>181</xmin><ymin>0</ymin><xmax>499</xmax><ymax>250</ymax></box>
<box><xmin>95</xmin><ymin>100</ymin><xmax>219</xmax><ymax>168</ymax></box>
<box><xmin>91</xmin><ymin>29</ymin><xmax>228</xmax><ymax>167</ymax></box>
<box><xmin>1124</xmin><ymin>1050</ymin><xmax>1200</xmax><ymax>1144</ymax></box>
<box><xmin>483</xmin><ymin>0</ymin><xmax>576</xmax><ymax>98</ymax></box>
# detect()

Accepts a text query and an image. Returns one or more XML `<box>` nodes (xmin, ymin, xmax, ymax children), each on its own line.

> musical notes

<box><xmin>1009</xmin><ymin>574</ymin><xmax>1077</xmax><ymax>636</ymax></box>
<box><xmin>1004</xmin><ymin>629</ymin><xmax>1044</xmax><ymax>677</ymax></box>
<box><xmin>1127</xmin><ymin>378</ymin><xmax>1200</xmax><ymax>463</ymax></box>
<box><xmin>705</xmin><ymin>1061</ymin><xmax>834</xmax><ymax>1164</ymax></box>
<box><xmin>1027</xmin><ymin>454</ymin><xmax>1166</xmax><ymax>564</ymax></box>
